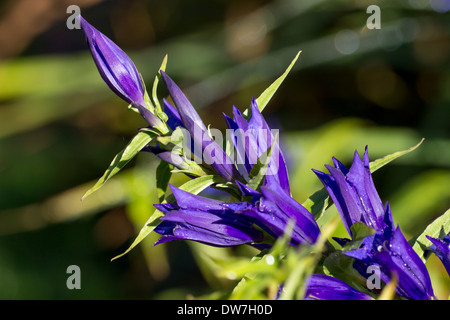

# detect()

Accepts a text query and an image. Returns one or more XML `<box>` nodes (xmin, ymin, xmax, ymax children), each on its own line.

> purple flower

<box><xmin>345</xmin><ymin>223</ymin><xmax>436</xmax><ymax>300</ymax></box>
<box><xmin>426</xmin><ymin>234</ymin><xmax>450</xmax><ymax>276</ymax></box>
<box><xmin>153</xmin><ymin>185</ymin><xmax>264</xmax><ymax>247</ymax></box>
<box><xmin>314</xmin><ymin>149</ymin><xmax>435</xmax><ymax>300</ymax></box>
<box><xmin>224</xmin><ymin>179</ymin><xmax>320</xmax><ymax>246</ymax></box>
<box><xmin>79</xmin><ymin>16</ymin><xmax>164</xmax><ymax>129</ymax></box>
<box><xmin>313</xmin><ymin>147</ymin><xmax>385</xmax><ymax>236</ymax></box>
<box><xmin>223</xmin><ymin>99</ymin><xmax>290</xmax><ymax>194</ymax></box>
<box><xmin>220</xmin><ymin>100</ymin><xmax>322</xmax><ymax>246</ymax></box>
<box><xmin>304</xmin><ymin>274</ymin><xmax>372</xmax><ymax>300</ymax></box>
<box><xmin>163</xmin><ymin>98</ymin><xmax>184</xmax><ymax>131</ymax></box>
<box><xmin>160</xmin><ymin>71</ymin><xmax>241</xmax><ymax>182</ymax></box>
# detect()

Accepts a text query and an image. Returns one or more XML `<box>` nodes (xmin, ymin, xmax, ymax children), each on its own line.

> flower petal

<box><xmin>304</xmin><ymin>274</ymin><xmax>372</xmax><ymax>300</ymax></box>
<box><xmin>160</xmin><ymin>71</ymin><xmax>240</xmax><ymax>181</ymax></box>
<box><xmin>80</xmin><ymin>16</ymin><xmax>145</xmax><ymax>107</ymax></box>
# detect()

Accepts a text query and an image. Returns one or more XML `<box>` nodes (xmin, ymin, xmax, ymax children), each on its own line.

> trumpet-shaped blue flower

<box><xmin>220</xmin><ymin>99</ymin><xmax>321</xmax><ymax>246</ymax></box>
<box><xmin>153</xmin><ymin>96</ymin><xmax>320</xmax><ymax>248</ymax></box>
<box><xmin>344</xmin><ymin>221</ymin><xmax>436</xmax><ymax>300</ymax></box>
<box><xmin>426</xmin><ymin>234</ymin><xmax>450</xmax><ymax>276</ymax></box>
<box><xmin>313</xmin><ymin>147</ymin><xmax>385</xmax><ymax>235</ymax></box>
<box><xmin>153</xmin><ymin>185</ymin><xmax>264</xmax><ymax>247</ymax></box>
<box><xmin>314</xmin><ymin>149</ymin><xmax>436</xmax><ymax>300</ymax></box>
<box><xmin>223</xmin><ymin>99</ymin><xmax>290</xmax><ymax>194</ymax></box>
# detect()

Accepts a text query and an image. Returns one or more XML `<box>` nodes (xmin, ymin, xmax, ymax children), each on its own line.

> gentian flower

<box><xmin>220</xmin><ymin>100</ymin><xmax>319</xmax><ymax>246</ymax></box>
<box><xmin>312</xmin><ymin>147</ymin><xmax>385</xmax><ymax>235</ymax></box>
<box><xmin>79</xmin><ymin>16</ymin><xmax>165</xmax><ymax>131</ymax></box>
<box><xmin>303</xmin><ymin>274</ymin><xmax>372</xmax><ymax>300</ymax></box>
<box><xmin>153</xmin><ymin>95</ymin><xmax>320</xmax><ymax>248</ymax></box>
<box><xmin>426</xmin><ymin>234</ymin><xmax>450</xmax><ymax>276</ymax></box>
<box><xmin>153</xmin><ymin>185</ymin><xmax>264</xmax><ymax>247</ymax></box>
<box><xmin>223</xmin><ymin>99</ymin><xmax>290</xmax><ymax>194</ymax></box>
<box><xmin>344</xmin><ymin>221</ymin><xmax>436</xmax><ymax>300</ymax></box>
<box><xmin>160</xmin><ymin>71</ymin><xmax>241</xmax><ymax>182</ymax></box>
<box><xmin>314</xmin><ymin>149</ymin><xmax>436</xmax><ymax>300</ymax></box>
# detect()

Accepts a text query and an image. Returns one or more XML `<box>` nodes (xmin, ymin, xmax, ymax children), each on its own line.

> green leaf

<box><xmin>411</xmin><ymin>208</ymin><xmax>450</xmax><ymax>262</ymax></box>
<box><xmin>243</xmin><ymin>50</ymin><xmax>301</xmax><ymax>117</ymax></box>
<box><xmin>350</xmin><ymin>222</ymin><xmax>376</xmax><ymax>241</ymax></box>
<box><xmin>369</xmin><ymin>137</ymin><xmax>425</xmax><ymax>173</ymax></box>
<box><xmin>111</xmin><ymin>174</ymin><xmax>225</xmax><ymax>261</ymax></box>
<box><xmin>304</xmin><ymin>138</ymin><xmax>426</xmax><ymax>224</ymax></box>
<box><xmin>255</xmin><ymin>51</ymin><xmax>301</xmax><ymax>113</ymax></box>
<box><xmin>82</xmin><ymin>130</ymin><xmax>156</xmax><ymax>200</ymax></box>
<box><xmin>302</xmin><ymin>188</ymin><xmax>330</xmax><ymax>220</ymax></box>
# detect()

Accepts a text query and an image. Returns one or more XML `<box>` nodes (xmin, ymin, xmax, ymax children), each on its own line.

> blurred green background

<box><xmin>0</xmin><ymin>0</ymin><xmax>449</xmax><ymax>299</ymax></box>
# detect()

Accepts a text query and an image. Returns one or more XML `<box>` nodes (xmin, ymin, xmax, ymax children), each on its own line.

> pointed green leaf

<box><xmin>411</xmin><ymin>208</ymin><xmax>450</xmax><ymax>262</ymax></box>
<box><xmin>111</xmin><ymin>174</ymin><xmax>225</xmax><ymax>261</ymax></box>
<box><xmin>243</xmin><ymin>51</ymin><xmax>301</xmax><ymax>117</ymax></box>
<box><xmin>369</xmin><ymin>137</ymin><xmax>425</xmax><ymax>173</ymax></box>
<box><xmin>82</xmin><ymin>130</ymin><xmax>156</xmax><ymax>200</ymax></box>
<box><xmin>255</xmin><ymin>50</ymin><xmax>301</xmax><ymax>113</ymax></box>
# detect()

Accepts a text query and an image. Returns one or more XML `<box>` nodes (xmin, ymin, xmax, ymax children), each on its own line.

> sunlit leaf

<box><xmin>255</xmin><ymin>51</ymin><xmax>301</xmax><ymax>113</ymax></box>
<box><xmin>369</xmin><ymin>138</ymin><xmax>425</xmax><ymax>173</ymax></box>
<box><xmin>243</xmin><ymin>51</ymin><xmax>301</xmax><ymax>117</ymax></box>
<box><xmin>411</xmin><ymin>208</ymin><xmax>450</xmax><ymax>263</ymax></box>
<box><xmin>82</xmin><ymin>130</ymin><xmax>157</xmax><ymax>200</ymax></box>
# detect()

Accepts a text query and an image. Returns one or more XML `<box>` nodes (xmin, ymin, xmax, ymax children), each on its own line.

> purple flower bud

<box><xmin>79</xmin><ymin>16</ymin><xmax>164</xmax><ymax>129</ymax></box>
<box><xmin>80</xmin><ymin>16</ymin><xmax>145</xmax><ymax>107</ymax></box>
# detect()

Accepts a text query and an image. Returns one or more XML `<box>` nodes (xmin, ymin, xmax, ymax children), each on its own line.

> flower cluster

<box><xmin>313</xmin><ymin>149</ymin><xmax>436</xmax><ymax>300</ymax></box>
<box><xmin>79</xmin><ymin>16</ymin><xmax>449</xmax><ymax>300</ymax></box>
